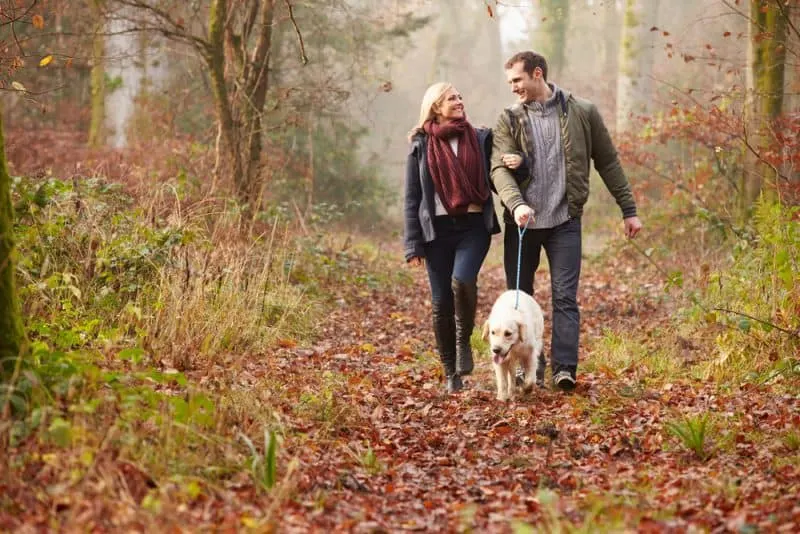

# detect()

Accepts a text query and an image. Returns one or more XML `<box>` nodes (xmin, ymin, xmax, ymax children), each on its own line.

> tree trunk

<box><xmin>428</xmin><ymin>0</ymin><xmax>461</xmax><ymax>82</ymax></box>
<box><xmin>616</xmin><ymin>0</ymin><xmax>660</xmax><ymax>133</ymax></box>
<box><xmin>742</xmin><ymin>0</ymin><xmax>788</xmax><ymax>212</ymax></box>
<box><xmin>305</xmin><ymin>113</ymin><xmax>314</xmax><ymax>215</ymax></box>
<box><xmin>88</xmin><ymin>0</ymin><xmax>106</xmax><ymax>148</ymax></box>
<box><xmin>0</xmin><ymin>104</ymin><xmax>26</xmax><ymax>383</ymax></box>
<box><xmin>534</xmin><ymin>0</ymin><xmax>570</xmax><ymax>81</ymax></box>
<box><xmin>208</xmin><ymin>0</ymin><xmax>276</xmax><ymax>205</ymax></box>
<box><xmin>240</xmin><ymin>0</ymin><xmax>276</xmax><ymax>205</ymax></box>
<box><xmin>601</xmin><ymin>0</ymin><xmax>622</xmax><ymax>125</ymax></box>
<box><xmin>207</xmin><ymin>0</ymin><xmax>244</xmax><ymax>198</ymax></box>
<box><xmin>782</xmin><ymin>2</ymin><xmax>800</xmax><ymax>185</ymax></box>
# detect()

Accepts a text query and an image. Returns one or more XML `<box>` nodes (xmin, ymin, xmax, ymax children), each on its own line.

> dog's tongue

<box><xmin>492</xmin><ymin>354</ymin><xmax>503</xmax><ymax>364</ymax></box>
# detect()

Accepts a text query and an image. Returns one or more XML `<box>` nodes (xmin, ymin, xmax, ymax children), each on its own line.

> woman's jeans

<box><xmin>503</xmin><ymin>217</ymin><xmax>581</xmax><ymax>371</ymax></box>
<box><xmin>423</xmin><ymin>213</ymin><xmax>491</xmax><ymax>315</ymax></box>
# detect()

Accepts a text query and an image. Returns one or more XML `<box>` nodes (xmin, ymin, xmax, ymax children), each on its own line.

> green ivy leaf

<box><xmin>47</xmin><ymin>418</ymin><xmax>73</xmax><ymax>447</ymax></box>
<box><xmin>118</xmin><ymin>347</ymin><xmax>145</xmax><ymax>363</ymax></box>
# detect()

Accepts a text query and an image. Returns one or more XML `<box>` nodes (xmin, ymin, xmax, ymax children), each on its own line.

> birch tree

<box><xmin>616</xmin><ymin>0</ymin><xmax>661</xmax><ymax>133</ymax></box>
<box><xmin>533</xmin><ymin>0</ymin><xmax>570</xmax><ymax>81</ymax></box>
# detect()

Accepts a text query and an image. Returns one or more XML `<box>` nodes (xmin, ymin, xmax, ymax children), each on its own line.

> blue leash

<box><xmin>514</xmin><ymin>218</ymin><xmax>530</xmax><ymax>309</ymax></box>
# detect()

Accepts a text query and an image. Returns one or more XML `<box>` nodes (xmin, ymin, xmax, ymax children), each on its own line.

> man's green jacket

<box><xmin>490</xmin><ymin>88</ymin><xmax>637</xmax><ymax>221</ymax></box>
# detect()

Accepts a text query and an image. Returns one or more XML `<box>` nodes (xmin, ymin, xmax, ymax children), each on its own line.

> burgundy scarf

<box><xmin>423</xmin><ymin>118</ymin><xmax>489</xmax><ymax>215</ymax></box>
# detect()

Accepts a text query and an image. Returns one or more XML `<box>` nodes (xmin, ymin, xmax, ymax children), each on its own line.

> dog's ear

<box><xmin>517</xmin><ymin>321</ymin><xmax>527</xmax><ymax>344</ymax></box>
<box><xmin>481</xmin><ymin>320</ymin><xmax>489</xmax><ymax>341</ymax></box>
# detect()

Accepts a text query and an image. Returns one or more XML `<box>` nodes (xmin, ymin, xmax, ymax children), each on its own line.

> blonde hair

<box><xmin>407</xmin><ymin>82</ymin><xmax>454</xmax><ymax>141</ymax></box>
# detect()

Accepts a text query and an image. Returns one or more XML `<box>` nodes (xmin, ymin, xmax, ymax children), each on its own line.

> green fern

<box><xmin>665</xmin><ymin>414</ymin><xmax>714</xmax><ymax>461</ymax></box>
<box><xmin>782</xmin><ymin>430</ymin><xmax>800</xmax><ymax>452</ymax></box>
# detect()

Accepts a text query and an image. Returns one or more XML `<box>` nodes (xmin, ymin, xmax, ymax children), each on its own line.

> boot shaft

<box><xmin>431</xmin><ymin>305</ymin><xmax>457</xmax><ymax>377</ymax></box>
<box><xmin>452</xmin><ymin>278</ymin><xmax>478</xmax><ymax>376</ymax></box>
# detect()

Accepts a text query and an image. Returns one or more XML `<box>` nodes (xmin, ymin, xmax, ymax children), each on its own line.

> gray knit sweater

<box><xmin>523</xmin><ymin>84</ymin><xmax>569</xmax><ymax>229</ymax></box>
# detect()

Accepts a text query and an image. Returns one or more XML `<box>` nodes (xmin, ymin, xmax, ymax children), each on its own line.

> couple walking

<box><xmin>403</xmin><ymin>50</ymin><xmax>643</xmax><ymax>394</ymax></box>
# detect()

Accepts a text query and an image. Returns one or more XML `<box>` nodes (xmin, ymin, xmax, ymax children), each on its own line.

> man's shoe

<box><xmin>535</xmin><ymin>352</ymin><xmax>547</xmax><ymax>387</ymax></box>
<box><xmin>553</xmin><ymin>369</ymin><xmax>577</xmax><ymax>391</ymax></box>
<box><xmin>515</xmin><ymin>368</ymin><xmax>525</xmax><ymax>387</ymax></box>
<box><xmin>553</xmin><ymin>367</ymin><xmax>577</xmax><ymax>391</ymax></box>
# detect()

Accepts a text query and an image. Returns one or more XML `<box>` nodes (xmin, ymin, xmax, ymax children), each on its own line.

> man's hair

<box><xmin>504</xmin><ymin>51</ymin><xmax>548</xmax><ymax>81</ymax></box>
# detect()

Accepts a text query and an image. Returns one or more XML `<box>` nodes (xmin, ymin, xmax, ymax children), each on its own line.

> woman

<box><xmin>403</xmin><ymin>82</ymin><xmax>500</xmax><ymax>394</ymax></box>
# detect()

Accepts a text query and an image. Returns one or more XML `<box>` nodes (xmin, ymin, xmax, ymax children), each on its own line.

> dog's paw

<box><xmin>496</xmin><ymin>394</ymin><xmax>509</xmax><ymax>402</ymax></box>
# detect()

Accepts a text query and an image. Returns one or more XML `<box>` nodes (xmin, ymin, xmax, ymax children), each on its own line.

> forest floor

<box><xmin>241</xmin><ymin>242</ymin><xmax>796</xmax><ymax>532</ymax></box>
<box><xmin>3</xmin><ymin>228</ymin><xmax>799</xmax><ymax>532</ymax></box>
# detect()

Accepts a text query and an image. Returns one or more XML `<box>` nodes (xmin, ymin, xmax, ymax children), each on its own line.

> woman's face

<box><xmin>436</xmin><ymin>88</ymin><xmax>464</xmax><ymax>123</ymax></box>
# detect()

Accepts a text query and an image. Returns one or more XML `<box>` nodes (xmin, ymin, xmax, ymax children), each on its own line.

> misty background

<box><xmin>4</xmin><ymin>0</ymin><xmax>798</xmax><ymax>230</ymax></box>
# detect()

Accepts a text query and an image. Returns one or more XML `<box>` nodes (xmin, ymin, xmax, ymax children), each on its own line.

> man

<box><xmin>490</xmin><ymin>51</ymin><xmax>642</xmax><ymax>391</ymax></box>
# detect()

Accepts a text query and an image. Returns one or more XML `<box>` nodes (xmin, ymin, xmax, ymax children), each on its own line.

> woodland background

<box><xmin>1</xmin><ymin>0</ymin><xmax>798</xmax><ymax>532</ymax></box>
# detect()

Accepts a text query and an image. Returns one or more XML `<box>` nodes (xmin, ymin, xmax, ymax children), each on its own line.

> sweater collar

<box><xmin>524</xmin><ymin>83</ymin><xmax>562</xmax><ymax>115</ymax></box>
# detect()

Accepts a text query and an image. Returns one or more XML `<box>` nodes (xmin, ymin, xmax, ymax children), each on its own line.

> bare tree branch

<box><xmin>0</xmin><ymin>0</ymin><xmax>37</xmax><ymax>27</ymax></box>
<box><xmin>109</xmin><ymin>0</ymin><xmax>210</xmax><ymax>54</ymax></box>
<box><xmin>741</xmin><ymin>118</ymin><xmax>788</xmax><ymax>182</ymax></box>
<box><xmin>0</xmin><ymin>83</ymin><xmax>65</xmax><ymax>96</ymax></box>
<box><xmin>5</xmin><ymin>0</ymin><xmax>40</xmax><ymax>57</ymax></box>
<box><xmin>713</xmin><ymin>307</ymin><xmax>800</xmax><ymax>339</ymax></box>
<box><xmin>285</xmin><ymin>0</ymin><xmax>308</xmax><ymax>65</ymax></box>
<box><xmin>774</xmin><ymin>0</ymin><xmax>800</xmax><ymax>42</ymax></box>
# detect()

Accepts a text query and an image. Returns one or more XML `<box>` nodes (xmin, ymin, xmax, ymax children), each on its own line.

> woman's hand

<box><xmin>501</xmin><ymin>153</ymin><xmax>523</xmax><ymax>170</ymax></box>
<box><xmin>408</xmin><ymin>257</ymin><xmax>424</xmax><ymax>267</ymax></box>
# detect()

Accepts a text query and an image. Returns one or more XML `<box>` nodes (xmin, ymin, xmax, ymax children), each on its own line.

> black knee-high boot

<box><xmin>432</xmin><ymin>304</ymin><xmax>462</xmax><ymax>393</ymax></box>
<box><xmin>452</xmin><ymin>278</ymin><xmax>477</xmax><ymax>376</ymax></box>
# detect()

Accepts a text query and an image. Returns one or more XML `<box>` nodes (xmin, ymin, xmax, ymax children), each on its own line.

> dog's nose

<box><xmin>491</xmin><ymin>346</ymin><xmax>502</xmax><ymax>355</ymax></box>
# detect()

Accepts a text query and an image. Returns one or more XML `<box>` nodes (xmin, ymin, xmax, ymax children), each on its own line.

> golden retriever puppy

<box><xmin>481</xmin><ymin>290</ymin><xmax>545</xmax><ymax>401</ymax></box>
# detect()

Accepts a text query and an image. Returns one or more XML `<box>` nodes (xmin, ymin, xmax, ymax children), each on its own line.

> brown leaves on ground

<box><xmin>2</xmin><ymin>238</ymin><xmax>799</xmax><ymax>532</ymax></box>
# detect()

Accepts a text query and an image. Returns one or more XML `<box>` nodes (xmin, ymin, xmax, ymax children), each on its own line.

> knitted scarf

<box><xmin>423</xmin><ymin>118</ymin><xmax>489</xmax><ymax>215</ymax></box>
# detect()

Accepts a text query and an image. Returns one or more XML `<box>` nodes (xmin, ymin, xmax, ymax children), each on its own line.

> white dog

<box><xmin>481</xmin><ymin>290</ymin><xmax>545</xmax><ymax>401</ymax></box>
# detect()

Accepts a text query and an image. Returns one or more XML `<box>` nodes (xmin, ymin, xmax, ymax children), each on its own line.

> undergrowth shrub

<box><xmin>4</xmin><ymin>172</ymin><xmax>398</xmax><ymax>495</ymax></box>
<box><xmin>146</xmin><ymin>230</ymin><xmax>315</xmax><ymax>367</ymax></box>
<box><xmin>690</xmin><ymin>199</ymin><xmax>799</xmax><ymax>383</ymax></box>
<box><xmin>12</xmin><ymin>175</ymin><xmax>324</xmax><ymax>366</ymax></box>
<box><xmin>611</xmin><ymin>101</ymin><xmax>798</xmax><ymax>387</ymax></box>
<box><xmin>590</xmin><ymin>197</ymin><xmax>799</xmax><ymax>388</ymax></box>
<box><xmin>589</xmin><ymin>111</ymin><xmax>798</xmax><ymax>387</ymax></box>
<box><xmin>13</xmin><ymin>176</ymin><xmax>186</xmax><ymax>352</ymax></box>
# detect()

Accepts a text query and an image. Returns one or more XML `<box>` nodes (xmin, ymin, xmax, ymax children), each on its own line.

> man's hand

<box><xmin>624</xmin><ymin>216</ymin><xmax>642</xmax><ymax>239</ymax></box>
<box><xmin>408</xmin><ymin>256</ymin><xmax>424</xmax><ymax>267</ymax></box>
<box><xmin>513</xmin><ymin>205</ymin><xmax>535</xmax><ymax>228</ymax></box>
<box><xmin>501</xmin><ymin>153</ymin><xmax>523</xmax><ymax>170</ymax></box>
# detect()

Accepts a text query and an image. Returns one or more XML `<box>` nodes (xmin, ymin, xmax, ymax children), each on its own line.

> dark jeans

<box><xmin>423</xmin><ymin>214</ymin><xmax>491</xmax><ymax>314</ymax></box>
<box><xmin>503</xmin><ymin>217</ymin><xmax>581</xmax><ymax>369</ymax></box>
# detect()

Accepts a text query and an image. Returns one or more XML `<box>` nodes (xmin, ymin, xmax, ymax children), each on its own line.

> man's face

<box><xmin>505</xmin><ymin>62</ymin><xmax>543</xmax><ymax>103</ymax></box>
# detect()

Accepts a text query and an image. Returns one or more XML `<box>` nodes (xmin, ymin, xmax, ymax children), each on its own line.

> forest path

<box><xmin>247</xmin><ymin>235</ymin><xmax>798</xmax><ymax>532</ymax></box>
